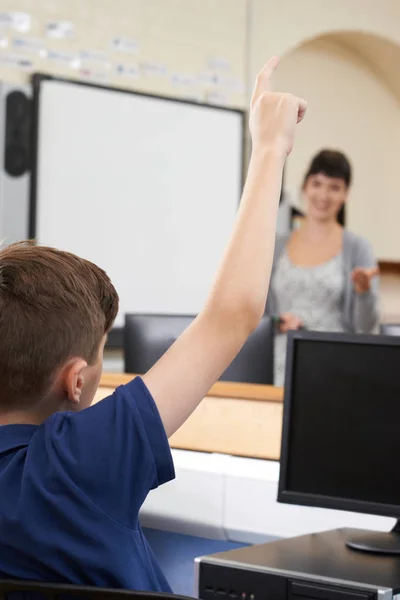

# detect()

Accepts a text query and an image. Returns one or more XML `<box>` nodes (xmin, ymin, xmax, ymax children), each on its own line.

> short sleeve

<box><xmin>42</xmin><ymin>377</ymin><xmax>175</xmax><ymax>529</ymax></box>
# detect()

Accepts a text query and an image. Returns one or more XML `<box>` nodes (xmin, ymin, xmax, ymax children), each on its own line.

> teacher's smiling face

<box><xmin>303</xmin><ymin>172</ymin><xmax>349</xmax><ymax>224</ymax></box>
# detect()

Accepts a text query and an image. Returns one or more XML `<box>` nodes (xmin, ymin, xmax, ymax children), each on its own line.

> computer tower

<box><xmin>196</xmin><ymin>529</ymin><xmax>400</xmax><ymax>600</ymax></box>
<box><xmin>0</xmin><ymin>81</ymin><xmax>31</xmax><ymax>245</ymax></box>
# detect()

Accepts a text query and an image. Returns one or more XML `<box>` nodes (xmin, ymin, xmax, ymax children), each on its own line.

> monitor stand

<box><xmin>346</xmin><ymin>520</ymin><xmax>400</xmax><ymax>555</ymax></box>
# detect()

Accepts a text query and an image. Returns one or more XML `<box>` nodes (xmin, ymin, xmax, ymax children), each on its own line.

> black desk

<box><xmin>197</xmin><ymin>529</ymin><xmax>400</xmax><ymax>600</ymax></box>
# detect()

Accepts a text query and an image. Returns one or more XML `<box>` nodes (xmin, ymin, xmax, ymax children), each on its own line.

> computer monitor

<box><xmin>124</xmin><ymin>313</ymin><xmax>274</xmax><ymax>384</ymax></box>
<box><xmin>278</xmin><ymin>330</ymin><xmax>400</xmax><ymax>555</ymax></box>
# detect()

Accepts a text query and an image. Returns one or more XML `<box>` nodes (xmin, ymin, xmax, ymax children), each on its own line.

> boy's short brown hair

<box><xmin>0</xmin><ymin>241</ymin><xmax>119</xmax><ymax>407</ymax></box>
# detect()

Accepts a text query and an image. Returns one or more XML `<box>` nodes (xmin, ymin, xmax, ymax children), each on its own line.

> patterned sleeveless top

<box><xmin>273</xmin><ymin>251</ymin><xmax>345</xmax><ymax>386</ymax></box>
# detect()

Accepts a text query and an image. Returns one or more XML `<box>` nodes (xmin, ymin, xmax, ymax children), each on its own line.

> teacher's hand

<box><xmin>351</xmin><ymin>267</ymin><xmax>379</xmax><ymax>294</ymax></box>
<box><xmin>279</xmin><ymin>313</ymin><xmax>303</xmax><ymax>333</ymax></box>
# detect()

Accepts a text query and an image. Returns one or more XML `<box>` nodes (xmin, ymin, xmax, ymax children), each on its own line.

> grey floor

<box><xmin>143</xmin><ymin>528</ymin><xmax>277</xmax><ymax>597</ymax></box>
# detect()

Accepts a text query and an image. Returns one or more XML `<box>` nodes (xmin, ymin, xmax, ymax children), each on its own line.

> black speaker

<box><xmin>4</xmin><ymin>90</ymin><xmax>31</xmax><ymax>177</ymax></box>
<box><xmin>0</xmin><ymin>82</ymin><xmax>31</xmax><ymax>244</ymax></box>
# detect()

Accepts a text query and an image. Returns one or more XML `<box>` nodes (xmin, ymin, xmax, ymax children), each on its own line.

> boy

<box><xmin>0</xmin><ymin>58</ymin><xmax>306</xmax><ymax>591</ymax></box>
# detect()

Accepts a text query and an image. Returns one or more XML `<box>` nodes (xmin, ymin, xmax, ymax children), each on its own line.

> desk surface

<box><xmin>200</xmin><ymin>528</ymin><xmax>400</xmax><ymax>591</ymax></box>
<box><xmin>97</xmin><ymin>374</ymin><xmax>284</xmax><ymax>459</ymax></box>
<box><xmin>100</xmin><ymin>373</ymin><xmax>283</xmax><ymax>402</ymax></box>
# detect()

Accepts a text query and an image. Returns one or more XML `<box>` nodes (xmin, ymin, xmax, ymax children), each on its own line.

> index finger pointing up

<box><xmin>251</xmin><ymin>56</ymin><xmax>280</xmax><ymax>107</ymax></box>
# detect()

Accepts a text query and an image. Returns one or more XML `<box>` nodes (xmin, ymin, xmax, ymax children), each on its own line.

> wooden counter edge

<box><xmin>100</xmin><ymin>372</ymin><xmax>283</xmax><ymax>402</ymax></box>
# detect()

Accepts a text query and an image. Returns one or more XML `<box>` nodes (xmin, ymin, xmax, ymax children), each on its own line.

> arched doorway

<box><xmin>273</xmin><ymin>31</ymin><xmax>400</xmax><ymax>262</ymax></box>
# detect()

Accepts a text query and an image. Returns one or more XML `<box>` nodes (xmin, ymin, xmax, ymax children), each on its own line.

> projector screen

<box><xmin>31</xmin><ymin>77</ymin><xmax>244</xmax><ymax>326</ymax></box>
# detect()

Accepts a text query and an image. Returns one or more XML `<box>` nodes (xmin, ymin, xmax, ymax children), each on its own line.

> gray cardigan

<box><xmin>265</xmin><ymin>230</ymin><xmax>380</xmax><ymax>333</ymax></box>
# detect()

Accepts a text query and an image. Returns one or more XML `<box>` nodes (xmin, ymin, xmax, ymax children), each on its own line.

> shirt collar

<box><xmin>0</xmin><ymin>424</ymin><xmax>38</xmax><ymax>454</ymax></box>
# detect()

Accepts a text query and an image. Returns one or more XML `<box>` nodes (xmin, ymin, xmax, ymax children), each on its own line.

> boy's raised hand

<box><xmin>249</xmin><ymin>56</ymin><xmax>307</xmax><ymax>158</ymax></box>
<box><xmin>143</xmin><ymin>57</ymin><xmax>307</xmax><ymax>439</ymax></box>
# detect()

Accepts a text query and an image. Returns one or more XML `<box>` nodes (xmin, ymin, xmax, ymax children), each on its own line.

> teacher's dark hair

<box><xmin>303</xmin><ymin>149</ymin><xmax>352</xmax><ymax>226</ymax></box>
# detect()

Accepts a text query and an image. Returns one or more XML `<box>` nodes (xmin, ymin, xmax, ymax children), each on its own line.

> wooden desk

<box><xmin>96</xmin><ymin>374</ymin><xmax>284</xmax><ymax>460</ymax></box>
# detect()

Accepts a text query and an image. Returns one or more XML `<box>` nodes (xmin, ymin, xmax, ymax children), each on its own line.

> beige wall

<box><xmin>249</xmin><ymin>0</ymin><xmax>400</xmax><ymax>75</ymax></box>
<box><xmin>0</xmin><ymin>0</ymin><xmax>247</xmax><ymax>107</ymax></box>
<box><xmin>273</xmin><ymin>37</ymin><xmax>400</xmax><ymax>261</ymax></box>
<box><xmin>250</xmin><ymin>0</ymin><xmax>400</xmax><ymax>262</ymax></box>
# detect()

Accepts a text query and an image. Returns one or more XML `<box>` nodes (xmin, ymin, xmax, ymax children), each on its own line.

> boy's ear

<box><xmin>64</xmin><ymin>359</ymin><xmax>88</xmax><ymax>405</ymax></box>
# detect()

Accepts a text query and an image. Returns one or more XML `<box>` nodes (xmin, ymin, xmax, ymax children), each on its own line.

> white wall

<box><xmin>140</xmin><ymin>450</ymin><xmax>395</xmax><ymax>542</ymax></box>
<box><xmin>272</xmin><ymin>38</ymin><xmax>400</xmax><ymax>261</ymax></box>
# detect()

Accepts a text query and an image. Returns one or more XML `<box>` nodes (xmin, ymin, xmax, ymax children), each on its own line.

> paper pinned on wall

<box><xmin>80</xmin><ymin>68</ymin><xmax>109</xmax><ymax>84</ymax></box>
<box><xmin>111</xmin><ymin>37</ymin><xmax>139</xmax><ymax>55</ymax></box>
<box><xmin>170</xmin><ymin>73</ymin><xmax>196</xmax><ymax>87</ymax></box>
<box><xmin>0</xmin><ymin>52</ymin><xmax>34</xmax><ymax>71</ymax></box>
<box><xmin>46</xmin><ymin>21</ymin><xmax>74</xmax><ymax>39</ymax></box>
<box><xmin>199</xmin><ymin>72</ymin><xmax>245</xmax><ymax>97</ymax></box>
<box><xmin>0</xmin><ymin>12</ymin><xmax>31</xmax><ymax>33</ymax></box>
<box><xmin>115</xmin><ymin>63</ymin><xmax>140</xmax><ymax>79</ymax></box>
<box><xmin>198</xmin><ymin>71</ymin><xmax>220</xmax><ymax>87</ymax></box>
<box><xmin>182</xmin><ymin>91</ymin><xmax>204</xmax><ymax>103</ymax></box>
<box><xmin>140</xmin><ymin>61</ymin><xmax>167</xmax><ymax>77</ymax></box>
<box><xmin>207</xmin><ymin>91</ymin><xmax>231</xmax><ymax>107</ymax></box>
<box><xmin>0</xmin><ymin>30</ymin><xmax>8</xmax><ymax>48</ymax></box>
<box><xmin>218</xmin><ymin>76</ymin><xmax>246</xmax><ymax>94</ymax></box>
<box><xmin>12</xmin><ymin>37</ymin><xmax>46</xmax><ymax>57</ymax></box>
<box><xmin>208</xmin><ymin>56</ymin><xmax>231</xmax><ymax>72</ymax></box>
<box><xmin>80</xmin><ymin>50</ymin><xmax>111</xmax><ymax>70</ymax></box>
<box><xmin>46</xmin><ymin>50</ymin><xmax>81</xmax><ymax>69</ymax></box>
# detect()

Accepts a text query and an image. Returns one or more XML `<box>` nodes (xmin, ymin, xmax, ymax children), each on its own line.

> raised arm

<box><xmin>143</xmin><ymin>57</ymin><xmax>307</xmax><ymax>437</ymax></box>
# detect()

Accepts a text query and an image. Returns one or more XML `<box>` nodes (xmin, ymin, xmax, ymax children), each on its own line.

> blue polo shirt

<box><xmin>0</xmin><ymin>377</ymin><xmax>175</xmax><ymax>592</ymax></box>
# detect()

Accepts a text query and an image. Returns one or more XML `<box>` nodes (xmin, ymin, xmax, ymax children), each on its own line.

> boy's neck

<box><xmin>0</xmin><ymin>412</ymin><xmax>43</xmax><ymax>426</ymax></box>
<box><xmin>0</xmin><ymin>397</ymin><xmax>65</xmax><ymax>426</ymax></box>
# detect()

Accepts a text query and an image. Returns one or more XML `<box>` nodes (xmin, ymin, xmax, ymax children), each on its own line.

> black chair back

<box><xmin>0</xmin><ymin>579</ymin><xmax>192</xmax><ymax>600</ymax></box>
<box><xmin>124</xmin><ymin>314</ymin><xmax>195</xmax><ymax>374</ymax></box>
<box><xmin>124</xmin><ymin>313</ymin><xmax>274</xmax><ymax>384</ymax></box>
<box><xmin>219</xmin><ymin>314</ymin><xmax>274</xmax><ymax>384</ymax></box>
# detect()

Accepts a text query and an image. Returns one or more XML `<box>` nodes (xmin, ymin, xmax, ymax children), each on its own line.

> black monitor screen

<box><xmin>279</xmin><ymin>332</ymin><xmax>400</xmax><ymax>515</ymax></box>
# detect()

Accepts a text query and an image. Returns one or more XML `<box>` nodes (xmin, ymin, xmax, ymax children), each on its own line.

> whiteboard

<box><xmin>33</xmin><ymin>78</ymin><xmax>243</xmax><ymax>326</ymax></box>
